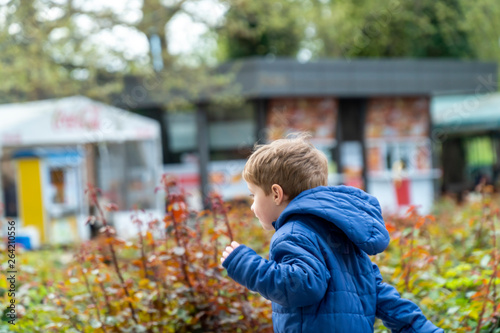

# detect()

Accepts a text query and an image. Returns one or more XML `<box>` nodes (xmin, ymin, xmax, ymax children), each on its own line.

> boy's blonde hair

<box><xmin>242</xmin><ymin>133</ymin><xmax>328</xmax><ymax>200</ymax></box>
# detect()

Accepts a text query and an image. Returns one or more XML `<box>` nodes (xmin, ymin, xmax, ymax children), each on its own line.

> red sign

<box><xmin>394</xmin><ymin>178</ymin><xmax>411</xmax><ymax>206</ymax></box>
<box><xmin>1</xmin><ymin>133</ymin><xmax>22</xmax><ymax>145</ymax></box>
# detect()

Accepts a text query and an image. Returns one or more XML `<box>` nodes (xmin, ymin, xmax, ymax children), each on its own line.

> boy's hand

<box><xmin>221</xmin><ymin>241</ymin><xmax>241</xmax><ymax>265</ymax></box>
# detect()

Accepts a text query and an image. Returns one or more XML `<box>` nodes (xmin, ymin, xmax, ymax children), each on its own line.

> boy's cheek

<box><xmin>251</xmin><ymin>206</ymin><xmax>258</xmax><ymax>218</ymax></box>
<box><xmin>259</xmin><ymin>220</ymin><xmax>273</xmax><ymax>231</ymax></box>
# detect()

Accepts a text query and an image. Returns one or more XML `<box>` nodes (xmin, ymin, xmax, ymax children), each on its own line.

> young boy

<box><xmin>221</xmin><ymin>135</ymin><xmax>443</xmax><ymax>333</ymax></box>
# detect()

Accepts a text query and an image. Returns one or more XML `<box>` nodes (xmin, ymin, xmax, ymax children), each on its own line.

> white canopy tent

<box><xmin>0</xmin><ymin>96</ymin><xmax>160</xmax><ymax>146</ymax></box>
<box><xmin>0</xmin><ymin>96</ymin><xmax>163</xmax><ymax>245</ymax></box>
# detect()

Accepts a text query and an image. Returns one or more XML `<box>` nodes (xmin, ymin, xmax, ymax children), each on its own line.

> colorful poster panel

<box><xmin>366</xmin><ymin>97</ymin><xmax>429</xmax><ymax>139</ymax></box>
<box><xmin>267</xmin><ymin>98</ymin><xmax>338</xmax><ymax>145</ymax></box>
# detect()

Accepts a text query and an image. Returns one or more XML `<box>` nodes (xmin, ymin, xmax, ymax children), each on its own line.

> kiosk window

<box><xmin>166</xmin><ymin>103</ymin><xmax>257</xmax><ymax>162</ymax></box>
<box><xmin>49</xmin><ymin>168</ymin><xmax>65</xmax><ymax>204</ymax></box>
<box><xmin>98</xmin><ymin>140</ymin><xmax>158</xmax><ymax>210</ymax></box>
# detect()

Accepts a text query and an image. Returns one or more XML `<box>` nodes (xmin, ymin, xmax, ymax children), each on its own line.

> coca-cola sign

<box><xmin>52</xmin><ymin>105</ymin><xmax>100</xmax><ymax>130</ymax></box>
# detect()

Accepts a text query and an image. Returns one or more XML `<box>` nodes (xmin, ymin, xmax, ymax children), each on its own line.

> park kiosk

<box><xmin>124</xmin><ymin>58</ymin><xmax>497</xmax><ymax>214</ymax></box>
<box><xmin>0</xmin><ymin>96</ymin><xmax>162</xmax><ymax>248</ymax></box>
<box><xmin>431</xmin><ymin>92</ymin><xmax>500</xmax><ymax>197</ymax></box>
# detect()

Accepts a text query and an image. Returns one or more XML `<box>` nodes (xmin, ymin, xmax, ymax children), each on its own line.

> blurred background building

<box><xmin>123</xmin><ymin>58</ymin><xmax>497</xmax><ymax>214</ymax></box>
<box><xmin>432</xmin><ymin>93</ymin><xmax>500</xmax><ymax>200</ymax></box>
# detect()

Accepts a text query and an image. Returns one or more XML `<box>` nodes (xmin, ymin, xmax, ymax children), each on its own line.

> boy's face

<box><xmin>247</xmin><ymin>182</ymin><xmax>286</xmax><ymax>231</ymax></box>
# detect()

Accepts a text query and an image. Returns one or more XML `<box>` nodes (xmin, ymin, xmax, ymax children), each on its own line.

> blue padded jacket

<box><xmin>222</xmin><ymin>186</ymin><xmax>443</xmax><ymax>333</ymax></box>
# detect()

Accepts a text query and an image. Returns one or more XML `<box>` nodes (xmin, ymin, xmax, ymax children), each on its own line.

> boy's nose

<box><xmin>250</xmin><ymin>202</ymin><xmax>255</xmax><ymax>212</ymax></box>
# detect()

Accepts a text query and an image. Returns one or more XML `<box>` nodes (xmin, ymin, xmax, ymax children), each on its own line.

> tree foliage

<box><xmin>459</xmin><ymin>0</ymin><xmax>500</xmax><ymax>79</ymax></box>
<box><xmin>216</xmin><ymin>0</ymin><xmax>498</xmax><ymax>64</ymax></box>
<box><xmin>216</xmin><ymin>0</ymin><xmax>307</xmax><ymax>59</ymax></box>
<box><xmin>0</xmin><ymin>0</ymin><xmax>210</xmax><ymax>104</ymax></box>
<box><xmin>302</xmin><ymin>0</ymin><xmax>474</xmax><ymax>59</ymax></box>
<box><xmin>1</xmin><ymin>0</ymin><xmax>498</xmax><ymax>104</ymax></box>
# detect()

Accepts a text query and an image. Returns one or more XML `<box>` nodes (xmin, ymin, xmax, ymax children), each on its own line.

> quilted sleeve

<box><xmin>222</xmin><ymin>234</ymin><xmax>330</xmax><ymax>308</ymax></box>
<box><xmin>372</xmin><ymin>263</ymin><xmax>444</xmax><ymax>333</ymax></box>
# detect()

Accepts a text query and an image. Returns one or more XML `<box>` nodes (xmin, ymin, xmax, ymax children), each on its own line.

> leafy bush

<box><xmin>1</xmin><ymin>175</ymin><xmax>272</xmax><ymax>332</ymax></box>
<box><xmin>1</xmin><ymin>179</ymin><xmax>499</xmax><ymax>332</ymax></box>
<box><xmin>374</xmin><ymin>187</ymin><xmax>500</xmax><ymax>332</ymax></box>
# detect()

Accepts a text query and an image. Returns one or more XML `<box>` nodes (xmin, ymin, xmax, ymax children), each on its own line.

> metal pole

<box><xmin>255</xmin><ymin>99</ymin><xmax>268</xmax><ymax>143</ymax></box>
<box><xmin>196</xmin><ymin>103</ymin><xmax>210</xmax><ymax>209</ymax></box>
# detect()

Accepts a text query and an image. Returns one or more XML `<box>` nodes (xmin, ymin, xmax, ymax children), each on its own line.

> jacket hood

<box><xmin>274</xmin><ymin>186</ymin><xmax>390</xmax><ymax>255</ymax></box>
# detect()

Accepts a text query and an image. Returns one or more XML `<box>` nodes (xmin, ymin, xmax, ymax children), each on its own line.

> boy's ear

<box><xmin>271</xmin><ymin>184</ymin><xmax>289</xmax><ymax>205</ymax></box>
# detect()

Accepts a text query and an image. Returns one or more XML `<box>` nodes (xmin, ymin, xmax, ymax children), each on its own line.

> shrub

<box><xmin>1</xmin><ymin>179</ymin><xmax>499</xmax><ymax>332</ymax></box>
<box><xmin>1</xmin><ymin>175</ymin><xmax>272</xmax><ymax>332</ymax></box>
<box><xmin>374</xmin><ymin>187</ymin><xmax>500</xmax><ymax>332</ymax></box>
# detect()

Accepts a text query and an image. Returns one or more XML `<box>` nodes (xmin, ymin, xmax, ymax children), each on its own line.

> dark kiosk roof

<box><xmin>218</xmin><ymin>57</ymin><xmax>497</xmax><ymax>98</ymax></box>
<box><xmin>121</xmin><ymin>58</ymin><xmax>497</xmax><ymax>107</ymax></box>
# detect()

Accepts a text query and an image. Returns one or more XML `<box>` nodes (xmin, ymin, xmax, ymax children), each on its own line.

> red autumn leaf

<box><xmin>415</xmin><ymin>217</ymin><xmax>425</xmax><ymax>229</ymax></box>
<box><xmin>385</xmin><ymin>222</ymin><xmax>396</xmax><ymax>233</ymax></box>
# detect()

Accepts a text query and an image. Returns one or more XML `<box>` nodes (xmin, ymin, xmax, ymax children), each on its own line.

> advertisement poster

<box><xmin>365</xmin><ymin>97</ymin><xmax>431</xmax><ymax>173</ymax></box>
<box><xmin>365</xmin><ymin>97</ymin><xmax>429</xmax><ymax>139</ymax></box>
<box><xmin>267</xmin><ymin>98</ymin><xmax>338</xmax><ymax>145</ymax></box>
<box><xmin>266</xmin><ymin>98</ymin><xmax>339</xmax><ymax>182</ymax></box>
